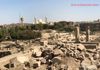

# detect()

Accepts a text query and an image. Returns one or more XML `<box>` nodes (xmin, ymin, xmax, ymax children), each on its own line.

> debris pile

<box><xmin>0</xmin><ymin>31</ymin><xmax>99</xmax><ymax>70</ymax></box>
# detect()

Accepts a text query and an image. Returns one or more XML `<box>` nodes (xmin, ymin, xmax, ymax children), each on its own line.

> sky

<box><xmin>0</xmin><ymin>0</ymin><xmax>100</xmax><ymax>24</ymax></box>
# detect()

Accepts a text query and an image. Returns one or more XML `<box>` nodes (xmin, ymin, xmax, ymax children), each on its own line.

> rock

<box><xmin>76</xmin><ymin>44</ymin><xmax>85</xmax><ymax>51</ymax></box>
<box><xmin>46</xmin><ymin>66</ymin><xmax>52</xmax><ymax>70</ymax></box>
<box><xmin>33</xmin><ymin>63</ymin><xmax>39</xmax><ymax>69</ymax></box>
<box><xmin>52</xmin><ymin>57</ymin><xmax>61</xmax><ymax>64</ymax></box>
<box><xmin>17</xmin><ymin>55</ymin><xmax>29</xmax><ymax>63</ymax></box>
<box><xmin>24</xmin><ymin>62</ymin><xmax>30</xmax><ymax>68</ymax></box>
<box><xmin>93</xmin><ymin>53</ymin><xmax>99</xmax><ymax>60</ymax></box>
<box><xmin>86</xmin><ymin>65</ymin><xmax>97</xmax><ymax>70</ymax></box>
<box><xmin>41</xmin><ymin>58</ymin><xmax>46</xmax><ymax>64</ymax></box>
<box><xmin>60</xmin><ymin>64</ymin><xmax>68</xmax><ymax>70</ymax></box>
<box><xmin>53</xmin><ymin>49</ymin><xmax>63</xmax><ymax>56</ymax></box>
<box><xmin>33</xmin><ymin>46</ymin><xmax>42</xmax><ymax>57</ymax></box>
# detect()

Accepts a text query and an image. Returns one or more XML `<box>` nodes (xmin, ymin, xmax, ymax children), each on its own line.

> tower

<box><xmin>45</xmin><ymin>17</ymin><xmax>47</xmax><ymax>24</ymax></box>
<box><xmin>34</xmin><ymin>17</ymin><xmax>37</xmax><ymax>24</ymax></box>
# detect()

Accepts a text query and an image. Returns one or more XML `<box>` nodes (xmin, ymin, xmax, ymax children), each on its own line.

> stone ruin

<box><xmin>0</xmin><ymin>25</ymin><xmax>99</xmax><ymax>70</ymax></box>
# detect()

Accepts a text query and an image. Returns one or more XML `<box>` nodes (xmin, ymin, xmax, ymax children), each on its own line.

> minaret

<box><xmin>86</xmin><ymin>26</ymin><xmax>90</xmax><ymax>42</ymax></box>
<box><xmin>20</xmin><ymin>17</ymin><xmax>24</xmax><ymax>24</ymax></box>
<box><xmin>75</xmin><ymin>24</ymin><xmax>80</xmax><ymax>43</ymax></box>
<box><xmin>45</xmin><ymin>17</ymin><xmax>47</xmax><ymax>24</ymax></box>
<box><xmin>34</xmin><ymin>17</ymin><xmax>37</xmax><ymax>24</ymax></box>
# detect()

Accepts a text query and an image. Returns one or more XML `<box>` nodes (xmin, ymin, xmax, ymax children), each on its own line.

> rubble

<box><xmin>0</xmin><ymin>28</ymin><xmax>100</xmax><ymax>70</ymax></box>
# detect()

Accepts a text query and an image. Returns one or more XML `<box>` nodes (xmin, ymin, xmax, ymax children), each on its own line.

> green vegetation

<box><xmin>0</xmin><ymin>25</ymin><xmax>41</xmax><ymax>40</ymax></box>
<box><xmin>31</xmin><ymin>21</ymin><xmax>74</xmax><ymax>32</ymax></box>
<box><xmin>0</xmin><ymin>21</ymin><xmax>74</xmax><ymax>40</ymax></box>
<box><xmin>53</xmin><ymin>21</ymin><xmax>74</xmax><ymax>32</ymax></box>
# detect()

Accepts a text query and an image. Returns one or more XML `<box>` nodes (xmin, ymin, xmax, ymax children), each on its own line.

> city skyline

<box><xmin>0</xmin><ymin>0</ymin><xmax>100</xmax><ymax>24</ymax></box>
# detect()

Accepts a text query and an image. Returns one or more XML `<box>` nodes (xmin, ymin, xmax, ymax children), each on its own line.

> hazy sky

<box><xmin>0</xmin><ymin>0</ymin><xmax>100</xmax><ymax>24</ymax></box>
